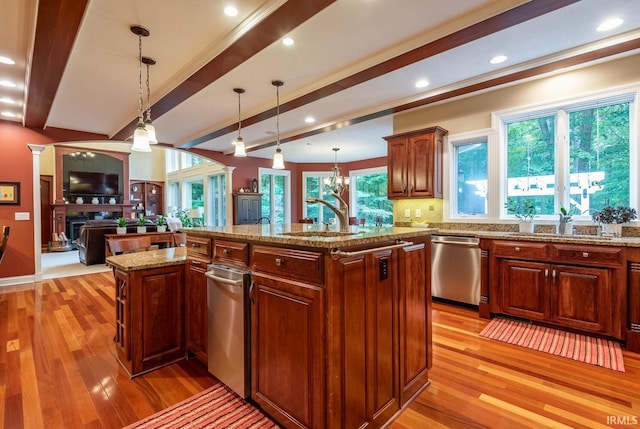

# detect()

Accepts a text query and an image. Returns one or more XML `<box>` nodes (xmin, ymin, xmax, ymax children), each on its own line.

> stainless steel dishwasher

<box><xmin>205</xmin><ymin>263</ymin><xmax>252</xmax><ymax>398</ymax></box>
<box><xmin>431</xmin><ymin>235</ymin><xmax>480</xmax><ymax>306</ymax></box>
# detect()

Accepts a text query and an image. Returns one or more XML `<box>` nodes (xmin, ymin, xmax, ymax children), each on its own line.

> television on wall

<box><xmin>68</xmin><ymin>171</ymin><xmax>119</xmax><ymax>195</ymax></box>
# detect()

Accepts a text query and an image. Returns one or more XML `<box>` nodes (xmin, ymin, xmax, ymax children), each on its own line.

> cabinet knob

<box><xmin>222</xmin><ymin>249</ymin><xmax>229</xmax><ymax>256</ymax></box>
<box><xmin>515</xmin><ymin>247</ymin><xmax>520</xmax><ymax>252</ymax></box>
<box><xmin>582</xmin><ymin>252</ymin><xmax>589</xmax><ymax>258</ymax></box>
<box><xmin>275</xmin><ymin>258</ymin><xmax>283</xmax><ymax>266</ymax></box>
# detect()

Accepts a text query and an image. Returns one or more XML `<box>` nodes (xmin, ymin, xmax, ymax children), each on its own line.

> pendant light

<box><xmin>143</xmin><ymin>56</ymin><xmax>158</xmax><ymax>144</ymax></box>
<box><xmin>271</xmin><ymin>80</ymin><xmax>285</xmax><ymax>169</ymax></box>
<box><xmin>130</xmin><ymin>25</ymin><xmax>151</xmax><ymax>152</ymax></box>
<box><xmin>233</xmin><ymin>88</ymin><xmax>247</xmax><ymax>157</ymax></box>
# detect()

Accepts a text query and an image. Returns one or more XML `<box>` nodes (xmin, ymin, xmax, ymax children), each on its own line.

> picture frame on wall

<box><xmin>0</xmin><ymin>182</ymin><xmax>20</xmax><ymax>205</ymax></box>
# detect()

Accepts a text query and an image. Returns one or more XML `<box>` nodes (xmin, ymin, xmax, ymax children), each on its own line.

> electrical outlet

<box><xmin>404</xmin><ymin>208</ymin><xmax>411</xmax><ymax>217</ymax></box>
<box><xmin>415</xmin><ymin>208</ymin><xmax>422</xmax><ymax>217</ymax></box>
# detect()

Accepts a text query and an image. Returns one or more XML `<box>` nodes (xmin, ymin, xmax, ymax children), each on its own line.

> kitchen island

<box><xmin>107</xmin><ymin>224</ymin><xmax>435</xmax><ymax>429</ymax></box>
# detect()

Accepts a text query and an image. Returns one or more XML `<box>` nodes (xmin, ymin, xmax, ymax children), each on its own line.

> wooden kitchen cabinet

<box><xmin>384</xmin><ymin>126</ymin><xmax>448</xmax><ymax>199</ymax></box>
<box><xmin>491</xmin><ymin>240</ymin><xmax>624</xmax><ymax>339</ymax></box>
<box><xmin>185</xmin><ymin>257</ymin><xmax>209</xmax><ymax>364</ymax></box>
<box><xmin>251</xmin><ymin>272</ymin><xmax>325</xmax><ymax>429</ymax></box>
<box><xmin>233</xmin><ymin>193</ymin><xmax>262</xmax><ymax>225</ymax></box>
<box><xmin>113</xmin><ymin>264</ymin><xmax>185</xmax><ymax>377</ymax></box>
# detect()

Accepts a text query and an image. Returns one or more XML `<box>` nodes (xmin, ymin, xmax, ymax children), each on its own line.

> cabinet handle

<box><xmin>582</xmin><ymin>252</ymin><xmax>589</xmax><ymax>258</ymax></box>
<box><xmin>402</xmin><ymin>182</ymin><xmax>407</xmax><ymax>193</ymax></box>
<box><xmin>222</xmin><ymin>249</ymin><xmax>229</xmax><ymax>256</ymax></box>
<box><xmin>249</xmin><ymin>280</ymin><xmax>255</xmax><ymax>304</ymax></box>
<box><xmin>545</xmin><ymin>269</ymin><xmax>548</xmax><ymax>278</ymax></box>
<box><xmin>192</xmin><ymin>260</ymin><xmax>202</xmax><ymax>266</ymax></box>
<box><xmin>275</xmin><ymin>258</ymin><xmax>283</xmax><ymax>266</ymax></box>
<box><xmin>515</xmin><ymin>247</ymin><xmax>520</xmax><ymax>252</ymax></box>
<box><xmin>552</xmin><ymin>269</ymin><xmax>556</xmax><ymax>283</ymax></box>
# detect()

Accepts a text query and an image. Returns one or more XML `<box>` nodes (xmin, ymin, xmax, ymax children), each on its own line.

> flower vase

<box><xmin>602</xmin><ymin>223</ymin><xmax>622</xmax><ymax>237</ymax></box>
<box><xmin>116</xmin><ymin>227</ymin><xmax>127</xmax><ymax>235</ymax></box>
<box><xmin>519</xmin><ymin>221</ymin><xmax>534</xmax><ymax>234</ymax></box>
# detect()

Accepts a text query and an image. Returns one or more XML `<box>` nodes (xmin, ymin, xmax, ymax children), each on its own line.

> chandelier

<box><xmin>324</xmin><ymin>147</ymin><xmax>349</xmax><ymax>194</ymax></box>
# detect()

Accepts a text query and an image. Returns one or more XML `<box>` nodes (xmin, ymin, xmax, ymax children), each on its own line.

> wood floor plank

<box><xmin>1</xmin><ymin>273</ymin><xmax>639</xmax><ymax>428</ymax></box>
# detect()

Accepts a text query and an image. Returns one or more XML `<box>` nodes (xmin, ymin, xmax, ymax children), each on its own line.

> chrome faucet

<box><xmin>305</xmin><ymin>192</ymin><xmax>349</xmax><ymax>231</ymax></box>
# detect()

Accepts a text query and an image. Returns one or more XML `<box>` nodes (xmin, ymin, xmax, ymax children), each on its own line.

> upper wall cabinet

<box><xmin>384</xmin><ymin>126</ymin><xmax>448</xmax><ymax>199</ymax></box>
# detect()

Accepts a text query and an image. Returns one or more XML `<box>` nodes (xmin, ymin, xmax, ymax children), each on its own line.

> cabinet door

<box><xmin>185</xmin><ymin>258</ymin><xmax>208</xmax><ymax>364</ymax></box>
<box><xmin>551</xmin><ymin>264</ymin><xmax>611</xmax><ymax>334</ymax></box>
<box><xmin>501</xmin><ymin>260</ymin><xmax>549</xmax><ymax>321</ymax></box>
<box><xmin>398</xmin><ymin>242</ymin><xmax>429</xmax><ymax>406</ymax></box>
<box><xmin>387</xmin><ymin>138</ymin><xmax>408</xmax><ymax>198</ymax></box>
<box><xmin>327</xmin><ymin>250</ymin><xmax>399</xmax><ymax>427</ymax></box>
<box><xmin>251</xmin><ymin>274</ymin><xmax>324</xmax><ymax>429</ymax></box>
<box><xmin>145</xmin><ymin>182</ymin><xmax>162</xmax><ymax>215</ymax></box>
<box><xmin>408</xmin><ymin>133</ymin><xmax>436</xmax><ymax>197</ymax></box>
<box><xmin>234</xmin><ymin>194</ymin><xmax>262</xmax><ymax>225</ymax></box>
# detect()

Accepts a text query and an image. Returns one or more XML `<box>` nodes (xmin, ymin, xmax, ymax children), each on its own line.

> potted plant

<box><xmin>591</xmin><ymin>205</ymin><xmax>637</xmax><ymax>237</ymax></box>
<box><xmin>504</xmin><ymin>197</ymin><xmax>536</xmax><ymax>233</ymax></box>
<box><xmin>558</xmin><ymin>205</ymin><xmax>578</xmax><ymax>235</ymax></box>
<box><xmin>116</xmin><ymin>217</ymin><xmax>128</xmax><ymax>235</ymax></box>
<box><xmin>156</xmin><ymin>214</ymin><xmax>167</xmax><ymax>232</ymax></box>
<box><xmin>137</xmin><ymin>215</ymin><xmax>147</xmax><ymax>233</ymax></box>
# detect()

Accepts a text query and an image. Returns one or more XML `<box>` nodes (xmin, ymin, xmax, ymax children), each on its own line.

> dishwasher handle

<box><xmin>205</xmin><ymin>271</ymin><xmax>244</xmax><ymax>287</ymax></box>
<box><xmin>432</xmin><ymin>237</ymin><xmax>479</xmax><ymax>247</ymax></box>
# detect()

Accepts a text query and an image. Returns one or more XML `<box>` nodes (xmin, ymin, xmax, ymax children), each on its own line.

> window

<box><xmin>454</xmin><ymin>141</ymin><xmax>488</xmax><ymax>216</ymax></box>
<box><xmin>259</xmin><ymin>168</ymin><xmax>291</xmax><ymax>224</ymax></box>
<box><xmin>186</xmin><ymin>179</ymin><xmax>204</xmax><ymax>209</ymax></box>
<box><xmin>167</xmin><ymin>181</ymin><xmax>180</xmax><ymax>215</ymax></box>
<box><xmin>302</xmin><ymin>171</ymin><xmax>337</xmax><ymax>224</ymax></box>
<box><xmin>349</xmin><ymin>167</ymin><xmax>393</xmax><ymax>226</ymax></box>
<box><xmin>500</xmin><ymin>92</ymin><xmax>634</xmax><ymax>219</ymax></box>
<box><xmin>208</xmin><ymin>174</ymin><xmax>226</xmax><ymax>226</ymax></box>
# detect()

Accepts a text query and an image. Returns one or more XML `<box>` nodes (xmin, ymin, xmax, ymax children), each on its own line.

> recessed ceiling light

<box><xmin>282</xmin><ymin>37</ymin><xmax>294</xmax><ymax>46</ymax></box>
<box><xmin>415</xmin><ymin>79</ymin><xmax>429</xmax><ymax>88</ymax></box>
<box><xmin>1</xmin><ymin>111</ymin><xmax>17</xmax><ymax>118</ymax></box>
<box><xmin>490</xmin><ymin>55</ymin><xmax>508</xmax><ymax>64</ymax></box>
<box><xmin>224</xmin><ymin>6</ymin><xmax>238</xmax><ymax>17</ymax></box>
<box><xmin>0</xmin><ymin>56</ymin><xmax>15</xmax><ymax>65</ymax></box>
<box><xmin>597</xmin><ymin>18</ymin><xmax>623</xmax><ymax>32</ymax></box>
<box><xmin>305</xmin><ymin>116</ymin><xmax>315</xmax><ymax>123</ymax></box>
<box><xmin>0</xmin><ymin>80</ymin><xmax>16</xmax><ymax>88</ymax></box>
<box><xmin>0</xmin><ymin>97</ymin><xmax>15</xmax><ymax>104</ymax></box>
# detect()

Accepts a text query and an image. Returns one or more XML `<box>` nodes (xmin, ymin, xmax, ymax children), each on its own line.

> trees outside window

<box><xmin>455</xmin><ymin>141</ymin><xmax>488</xmax><ymax>216</ymax></box>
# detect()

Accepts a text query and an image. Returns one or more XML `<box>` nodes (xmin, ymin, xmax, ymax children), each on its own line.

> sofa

<box><xmin>77</xmin><ymin>219</ymin><xmax>157</xmax><ymax>265</ymax></box>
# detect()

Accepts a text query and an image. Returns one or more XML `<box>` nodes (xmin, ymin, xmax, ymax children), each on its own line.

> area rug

<box><xmin>123</xmin><ymin>383</ymin><xmax>279</xmax><ymax>429</ymax></box>
<box><xmin>479</xmin><ymin>318</ymin><xmax>625</xmax><ymax>372</ymax></box>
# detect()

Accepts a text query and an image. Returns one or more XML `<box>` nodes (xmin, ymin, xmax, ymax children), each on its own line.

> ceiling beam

<box><xmin>24</xmin><ymin>0</ymin><xmax>89</xmax><ymax>129</ymax></box>
<box><xmin>111</xmin><ymin>0</ymin><xmax>336</xmax><ymax>141</ymax></box>
<box><xmin>180</xmin><ymin>0</ymin><xmax>580</xmax><ymax>150</ymax></box>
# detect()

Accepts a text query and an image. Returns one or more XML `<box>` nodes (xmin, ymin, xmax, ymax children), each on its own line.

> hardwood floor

<box><xmin>1</xmin><ymin>272</ymin><xmax>638</xmax><ymax>428</ymax></box>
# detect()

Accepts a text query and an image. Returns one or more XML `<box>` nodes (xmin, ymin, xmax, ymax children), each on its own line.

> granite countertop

<box><xmin>106</xmin><ymin>246</ymin><xmax>188</xmax><ymax>271</ymax></box>
<box><xmin>181</xmin><ymin>224</ymin><xmax>435</xmax><ymax>249</ymax></box>
<box><xmin>429</xmin><ymin>229</ymin><xmax>640</xmax><ymax>247</ymax></box>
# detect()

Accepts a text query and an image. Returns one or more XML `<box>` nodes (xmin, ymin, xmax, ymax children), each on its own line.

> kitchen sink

<box><xmin>279</xmin><ymin>231</ymin><xmax>364</xmax><ymax>238</ymax></box>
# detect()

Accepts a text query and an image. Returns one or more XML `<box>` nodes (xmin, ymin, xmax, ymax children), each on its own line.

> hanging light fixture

<box><xmin>130</xmin><ymin>25</ymin><xmax>151</xmax><ymax>152</ymax></box>
<box><xmin>143</xmin><ymin>56</ymin><xmax>158</xmax><ymax>144</ymax></box>
<box><xmin>233</xmin><ymin>88</ymin><xmax>247</xmax><ymax>157</ymax></box>
<box><xmin>324</xmin><ymin>147</ymin><xmax>350</xmax><ymax>195</ymax></box>
<box><xmin>271</xmin><ymin>80</ymin><xmax>285</xmax><ymax>169</ymax></box>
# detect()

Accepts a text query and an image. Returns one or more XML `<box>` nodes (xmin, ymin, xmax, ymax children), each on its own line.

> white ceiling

<box><xmin>2</xmin><ymin>0</ymin><xmax>640</xmax><ymax>163</ymax></box>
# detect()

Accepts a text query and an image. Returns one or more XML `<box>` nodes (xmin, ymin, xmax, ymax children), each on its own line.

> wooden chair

<box><xmin>173</xmin><ymin>232</ymin><xmax>187</xmax><ymax>247</ymax></box>
<box><xmin>348</xmin><ymin>217</ymin><xmax>366</xmax><ymax>226</ymax></box>
<box><xmin>107</xmin><ymin>236</ymin><xmax>153</xmax><ymax>256</ymax></box>
<box><xmin>298</xmin><ymin>218</ymin><xmax>314</xmax><ymax>224</ymax></box>
<box><xmin>256</xmin><ymin>217</ymin><xmax>270</xmax><ymax>224</ymax></box>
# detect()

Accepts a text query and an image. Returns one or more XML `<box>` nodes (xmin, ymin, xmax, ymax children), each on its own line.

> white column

<box><xmin>224</xmin><ymin>166</ymin><xmax>235</xmax><ymax>226</ymax></box>
<box><xmin>29</xmin><ymin>144</ymin><xmax>47</xmax><ymax>281</ymax></box>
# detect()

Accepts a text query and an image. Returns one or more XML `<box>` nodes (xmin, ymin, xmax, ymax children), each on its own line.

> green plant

<box><xmin>174</xmin><ymin>209</ymin><xmax>193</xmax><ymax>228</ymax></box>
<box><xmin>559</xmin><ymin>205</ymin><xmax>579</xmax><ymax>222</ymax></box>
<box><xmin>591</xmin><ymin>205</ymin><xmax>637</xmax><ymax>224</ymax></box>
<box><xmin>117</xmin><ymin>217</ymin><xmax>128</xmax><ymax>228</ymax></box>
<box><xmin>137</xmin><ymin>215</ymin><xmax>146</xmax><ymax>226</ymax></box>
<box><xmin>156</xmin><ymin>214</ymin><xmax>165</xmax><ymax>226</ymax></box>
<box><xmin>504</xmin><ymin>197</ymin><xmax>536</xmax><ymax>222</ymax></box>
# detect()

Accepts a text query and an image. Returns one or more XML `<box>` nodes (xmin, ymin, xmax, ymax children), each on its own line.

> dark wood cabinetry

<box><xmin>113</xmin><ymin>264</ymin><xmax>185</xmax><ymax>377</ymax></box>
<box><xmin>185</xmin><ymin>257</ymin><xmax>209</xmax><ymax>364</ymax></box>
<box><xmin>384</xmin><ymin>126</ymin><xmax>447</xmax><ymax>199</ymax></box>
<box><xmin>130</xmin><ymin>180</ymin><xmax>164</xmax><ymax>216</ymax></box>
<box><xmin>491</xmin><ymin>240</ymin><xmax>624</xmax><ymax>339</ymax></box>
<box><xmin>233</xmin><ymin>193</ymin><xmax>262</xmax><ymax>225</ymax></box>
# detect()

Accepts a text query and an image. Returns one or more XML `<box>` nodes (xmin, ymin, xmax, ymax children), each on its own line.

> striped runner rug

<box><xmin>479</xmin><ymin>318</ymin><xmax>625</xmax><ymax>372</ymax></box>
<box><xmin>123</xmin><ymin>383</ymin><xmax>279</xmax><ymax>429</ymax></box>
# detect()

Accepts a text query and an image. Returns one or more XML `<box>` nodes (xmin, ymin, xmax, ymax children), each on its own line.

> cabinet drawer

<box><xmin>550</xmin><ymin>244</ymin><xmax>624</xmax><ymax>267</ymax></box>
<box><xmin>213</xmin><ymin>240</ymin><xmax>249</xmax><ymax>267</ymax></box>
<box><xmin>186</xmin><ymin>236</ymin><xmax>212</xmax><ymax>258</ymax></box>
<box><xmin>492</xmin><ymin>240</ymin><xmax>548</xmax><ymax>259</ymax></box>
<box><xmin>252</xmin><ymin>245</ymin><xmax>323</xmax><ymax>284</ymax></box>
